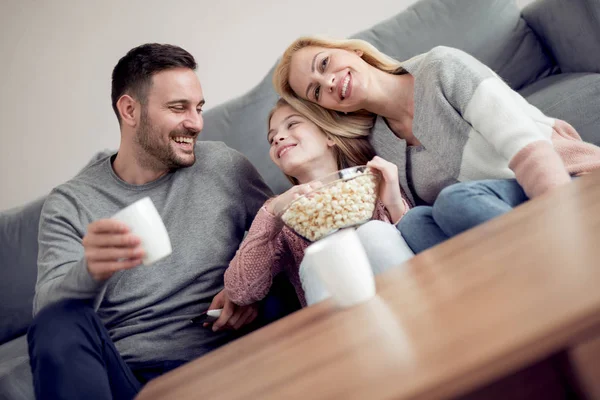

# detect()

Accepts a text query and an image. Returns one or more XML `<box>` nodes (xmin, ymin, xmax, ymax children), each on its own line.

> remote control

<box><xmin>190</xmin><ymin>308</ymin><xmax>223</xmax><ymax>325</ymax></box>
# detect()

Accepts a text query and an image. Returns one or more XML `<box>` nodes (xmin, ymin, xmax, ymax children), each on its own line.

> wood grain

<box><xmin>568</xmin><ymin>326</ymin><xmax>600</xmax><ymax>399</ymax></box>
<box><xmin>137</xmin><ymin>171</ymin><xmax>600</xmax><ymax>400</ymax></box>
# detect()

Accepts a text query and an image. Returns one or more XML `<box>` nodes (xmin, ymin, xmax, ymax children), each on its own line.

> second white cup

<box><xmin>112</xmin><ymin>197</ymin><xmax>172</xmax><ymax>266</ymax></box>
<box><xmin>303</xmin><ymin>228</ymin><xmax>376</xmax><ymax>308</ymax></box>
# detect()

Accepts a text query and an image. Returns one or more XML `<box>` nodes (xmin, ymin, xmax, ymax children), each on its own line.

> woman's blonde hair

<box><xmin>269</xmin><ymin>98</ymin><xmax>376</xmax><ymax>186</ymax></box>
<box><xmin>273</xmin><ymin>35</ymin><xmax>405</xmax><ymax>140</ymax></box>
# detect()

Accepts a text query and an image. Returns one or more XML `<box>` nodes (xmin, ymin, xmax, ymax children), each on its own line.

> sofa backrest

<box><xmin>0</xmin><ymin>150</ymin><xmax>114</xmax><ymax>345</ymax></box>
<box><xmin>200</xmin><ymin>0</ymin><xmax>555</xmax><ymax>195</ymax></box>
<box><xmin>0</xmin><ymin>198</ymin><xmax>45</xmax><ymax>344</ymax></box>
<box><xmin>523</xmin><ymin>0</ymin><xmax>600</xmax><ymax>75</ymax></box>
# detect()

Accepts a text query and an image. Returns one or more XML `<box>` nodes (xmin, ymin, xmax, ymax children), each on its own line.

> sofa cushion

<box><xmin>0</xmin><ymin>150</ymin><xmax>112</xmax><ymax>346</ymax></box>
<box><xmin>0</xmin><ymin>198</ymin><xmax>45</xmax><ymax>345</ymax></box>
<box><xmin>201</xmin><ymin>0</ymin><xmax>556</xmax><ymax>194</ymax></box>
<box><xmin>520</xmin><ymin>73</ymin><xmax>600</xmax><ymax>146</ymax></box>
<box><xmin>523</xmin><ymin>0</ymin><xmax>600</xmax><ymax>74</ymax></box>
<box><xmin>202</xmin><ymin>70</ymin><xmax>285</xmax><ymax>193</ymax></box>
<box><xmin>0</xmin><ymin>336</ymin><xmax>34</xmax><ymax>400</ymax></box>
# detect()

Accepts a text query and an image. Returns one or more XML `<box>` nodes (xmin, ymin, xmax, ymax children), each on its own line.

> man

<box><xmin>27</xmin><ymin>43</ymin><xmax>273</xmax><ymax>399</ymax></box>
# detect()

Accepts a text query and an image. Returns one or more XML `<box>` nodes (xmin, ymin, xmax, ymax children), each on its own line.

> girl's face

<box><xmin>288</xmin><ymin>46</ymin><xmax>370</xmax><ymax>113</ymax></box>
<box><xmin>268</xmin><ymin>105</ymin><xmax>336</xmax><ymax>178</ymax></box>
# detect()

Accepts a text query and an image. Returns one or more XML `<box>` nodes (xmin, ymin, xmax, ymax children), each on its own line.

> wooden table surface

<box><xmin>137</xmin><ymin>172</ymin><xmax>600</xmax><ymax>400</ymax></box>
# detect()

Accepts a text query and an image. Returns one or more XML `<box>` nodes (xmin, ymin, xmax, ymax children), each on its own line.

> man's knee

<box><xmin>28</xmin><ymin>300</ymin><xmax>96</xmax><ymax>358</ymax></box>
<box><xmin>30</xmin><ymin>300</ymin><xmax>95</xmax><ymax>333</ymax></box>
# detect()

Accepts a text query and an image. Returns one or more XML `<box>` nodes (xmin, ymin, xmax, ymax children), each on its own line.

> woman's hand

<box><xmin>366</xmin><ymin>156</ymin><xmax>406</xmax><ymax>223</ymax></box>
<box><xmin>266</xmin><ymin>181</ymin><xmax>322</xmax><ymax>216</ymax></box>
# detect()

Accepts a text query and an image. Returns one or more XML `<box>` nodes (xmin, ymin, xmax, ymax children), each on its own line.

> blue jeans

<box><xmin>398</xmin><ymin>179</ymin><xmax>529</xmax><ymax>253</ymax></box>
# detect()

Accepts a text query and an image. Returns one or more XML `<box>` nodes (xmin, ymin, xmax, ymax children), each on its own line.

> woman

<box><xmin>272</xmin><ymin>36</ymin><xmax>600</xmax><ymax>252</ymax></box>
<box><xmin>224</xmin><ymin>98</ymin><xmax>413</xmax><ymax>308</ymax></box>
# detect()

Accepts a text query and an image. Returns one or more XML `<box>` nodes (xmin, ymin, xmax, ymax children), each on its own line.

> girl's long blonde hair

<box><xmin>269</xmin><ymin>98</ymin><xmax>376</xmax><ymax>186</ymax></box>
<box><xmin>273</xmin><ymin>36</ymin><xmax>405</xmax><ymax>140</ymax></box>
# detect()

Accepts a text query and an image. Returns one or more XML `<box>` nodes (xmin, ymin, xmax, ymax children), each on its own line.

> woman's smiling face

<box><xmin>288</xmin><ymin>46</ymin><xmax>371</xmax><ymax>113</ymax></box>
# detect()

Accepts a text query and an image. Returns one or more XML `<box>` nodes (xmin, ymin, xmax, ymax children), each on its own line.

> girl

<box><xmin>273</xmin><ymin>37</ymin><xmax>600</xmax><ymax>253</ymax></box>
<box><xmin>224</xmin><ymin>99</ymin><xmax>413</xmax><ymax>307</ymax></box>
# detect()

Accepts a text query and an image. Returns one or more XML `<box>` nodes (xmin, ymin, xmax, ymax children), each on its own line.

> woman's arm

<box><xmin>431</xmin><ymin>46</ymin><xmax>571</xmax><ymax>198</ymax></box>
<box><xmin>367</xmin><ymin>156</ymin><xmax>410</xmax><ymax>223</ymax></box>
<box><xmin>224</xmin><ymin>199</ymin><xmax>288</xmax><ymax>306</ymax></box>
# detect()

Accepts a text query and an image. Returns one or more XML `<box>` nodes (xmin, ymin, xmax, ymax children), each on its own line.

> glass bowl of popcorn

<box><xmin>280</xmin><ymin>166</ymin><xmax>380</xmax><ymax>242</ymax></box>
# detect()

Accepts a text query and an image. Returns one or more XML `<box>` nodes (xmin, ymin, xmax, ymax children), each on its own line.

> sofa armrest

<box><xmin>522</xmin><ymin>0</ymin><xmax>600</xmax><ymax>74</ymax></box>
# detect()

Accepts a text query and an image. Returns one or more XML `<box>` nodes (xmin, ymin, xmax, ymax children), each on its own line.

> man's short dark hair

<box><xmin>111</xmin><ymin>43</ymin><xmax>197</xmax><ymax>123</ymax></box>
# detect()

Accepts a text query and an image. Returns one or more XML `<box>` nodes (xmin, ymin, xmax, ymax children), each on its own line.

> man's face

<box><xmin>135</xmin><ymin>68</ymin><xmax>205</xmax><ymax>170</ymax></box>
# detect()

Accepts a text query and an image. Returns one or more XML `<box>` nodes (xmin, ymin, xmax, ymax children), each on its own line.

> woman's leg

<box><xmin>432</xmin><ymin>179</ymin><xmax>529</xmax><ymax>237</ymax></box>
<box><xmin>355</xmin><ymin>220</ymin><xmax>414</xmax><ymax>275</ymax></box>
<box><xmin>397</xmin><ymin>206</ymin><xmax>450</xmax><ymax>253</ymax></box>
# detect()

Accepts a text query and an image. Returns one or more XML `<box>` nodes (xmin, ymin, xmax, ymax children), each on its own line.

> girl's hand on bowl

<box><xmin>267</xmin><ymin>181</ymin><xmax>322</xmax><ymax>216</ymax></box>
<box><xmin>366</xmin><ymin>156</ymin><xmax>405</xmax><ymax>220</ymax></box>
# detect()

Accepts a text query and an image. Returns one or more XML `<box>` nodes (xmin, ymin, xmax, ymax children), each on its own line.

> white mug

<box><xmin>112</xmin><ymin>197</ymin><xmax>172</xmax><ymax>266</ymax></box>
<box><xmin>303</xmin><ymin>228</ymin><xmax>376</xmax><ymax>308</ymax></box>
<box><xmin>299</xmin><ymin>260</ymin><xmax>331</xmax><ymax>306</ymax></box>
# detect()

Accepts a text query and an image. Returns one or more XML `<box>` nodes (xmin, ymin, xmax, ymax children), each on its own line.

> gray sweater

<box><xmin>34</xmin><ymin>141</ymin><xmax>272</xmax><ymax>366</ymax></box>
<box><xmin>370</xmin><ymin>46</ymin><xmax>573</xmax><ymax>205</ymax></box>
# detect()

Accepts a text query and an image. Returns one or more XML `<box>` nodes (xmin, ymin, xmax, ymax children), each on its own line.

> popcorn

<box><xmin>281</xmin><ymin>172</ymin><xmax>379</xmax><ymax>241</ymax></box>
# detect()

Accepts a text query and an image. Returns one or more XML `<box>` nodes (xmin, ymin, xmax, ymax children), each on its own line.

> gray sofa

<box><xmin>1</xmin><ymin>0</ymin><xmax>598</xmax><ymax>398</ymax></box>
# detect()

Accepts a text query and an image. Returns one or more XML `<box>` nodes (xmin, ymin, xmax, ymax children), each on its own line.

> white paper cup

<box><xmin>303</xmin><ymin>228</ymin><xmax>376</xmax><ymax>308</ymax></box>
<box><xmin>112</xmin><ymin>197</ymin><xmax>172</xmax><ymax>266</ymax></box>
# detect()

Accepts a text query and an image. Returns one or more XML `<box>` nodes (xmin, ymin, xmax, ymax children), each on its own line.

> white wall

<box><xmin>0</xmin><ymin>0</ymin><xmax>534</xmax><ymax>211</ymax></box>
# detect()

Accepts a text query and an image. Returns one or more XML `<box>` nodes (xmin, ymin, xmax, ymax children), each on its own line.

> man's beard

<box><xmin>135</xmin><ymin>107</ymin><xmax>196</xmax><ymax>170</ymax></box>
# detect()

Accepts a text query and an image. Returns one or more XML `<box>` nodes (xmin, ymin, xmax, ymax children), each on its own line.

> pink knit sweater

<box><xmin>510</xmin><ymin>119</ymin><xmax>600</xmax><ymax>197</ymax></box>
<box><xmin>224</xmin><ymin>199</ymin><xmax>408</xmax><ymax>307</ymax></box>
